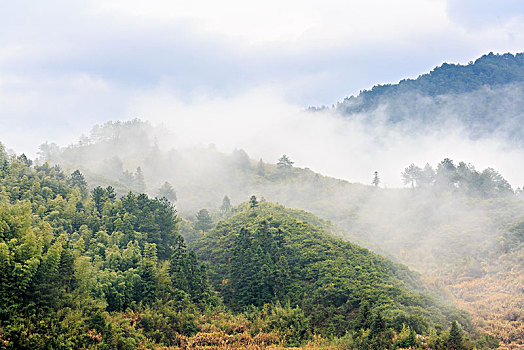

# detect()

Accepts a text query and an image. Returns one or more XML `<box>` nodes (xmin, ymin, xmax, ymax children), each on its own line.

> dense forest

<box><xmin>0</xmin><ymin>143</ymin><xmax>503</xmax><ymax>349</ymax></box>
<box><xmin>324</xmin><ymin>53</ymin><xmax>524</xmax><ymax>143</ymax></box>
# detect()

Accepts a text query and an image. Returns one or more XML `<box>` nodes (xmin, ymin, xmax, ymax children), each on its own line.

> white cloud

<box><xmin>1</xmin><ymin>0</ymin><xmax>524</xmax><ymax>175</ymax></box>
<box><xmin>92</xmin><ymin>0</ymin><xmax>449</xmax><ymax>49</ymax></box>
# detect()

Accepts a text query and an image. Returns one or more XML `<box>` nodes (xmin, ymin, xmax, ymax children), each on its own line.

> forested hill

<box><xmin>330</xmin><ymin>52</ymin><xmax>524</xmax><ymax>141</ymax></box>
<box><xmin>192</xmin><ymin>200</ymin><xmax>473</xmax><ymax>346</ymax></box>
<box><xmin>0</xmin><ymin>145</ymin><xmax>491</xmax><ymax>349</ymax></box>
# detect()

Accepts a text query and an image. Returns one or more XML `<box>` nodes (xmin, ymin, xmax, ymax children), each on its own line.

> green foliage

<box><xmin>334</xmin><ymin>52</ymin><xmax>524</xmax><ymax>144</ymax></box>
<box><xmin>402</xmin><ymin>158</ymin><xmax>513</xmax><ymax>198</ymax></box>
<box><xmin>193</xmin><ymin>201</ymin><xmax>468</xmax><ymax>340</ymax></box>
<box><xmin>194</xmin><ymin>208</ymin><xmax>213</xmax><ymax>232</ymax></box>
<box><xmin>0</xmin><ymin>154</ymin><xmax>214</xmax><ymax>349</ymax></box>
<box><xmin>338</xmin><ymin>52</ymin><xmax>524</xmax><ymax>111</ymax></box>
<box><xmin>448</xmin><ymin>320</ymin><xmax>466</xmax><ymax>350</ymax></box>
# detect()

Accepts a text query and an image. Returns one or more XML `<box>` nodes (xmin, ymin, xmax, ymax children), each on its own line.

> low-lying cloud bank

<box><xmin>126</xmin><ymin>87</ymin><xmax>524</xmax><ymax>188</ymax></box>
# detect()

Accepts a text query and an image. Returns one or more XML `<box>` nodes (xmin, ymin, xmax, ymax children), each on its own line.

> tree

<box><xmin>401</xmin><ymin>164</ymin><xmax>422</xmax><ymax>188</ymax></box>
<box><xmin>419</xmin><ymin>163</ymin><xmax>435</xmax><ymax>186</ymax></box>
<box><xmin>277</xmin><ymin>155</ymin><xmax>294</xmax><ymax>171</ymax></box>
<box><xmin>249</xmin><ymin>195</ymin><xmax>258</xmax><ymax>209</ymax></box>
<box><xmin>232</xmin><ymin>149</ymin><xmax>251</xmax><ymax>170</ymax></box>
<box><xmin>447</xmin><ymin>320</ymin><xmax>465</xmax><ymax>350</ymax></box>
<box><xmin>436</xmin><ymin>158</ymin><xmax>458</xmax><ymax>188</ymax></box>
<box><xmin>92</xmin><ymin>186</ymin><xmax>107</xmax><ymax>214</ymax></box>
<box><xmin>157</xmin><ymin>181</ymin><xmax>177</xmax><ymax>202</ymax></box>
<box><xmin>70</xmin><ymin>169</ymin><xmax>87</xmax><ymax>189</ymax></box>
<box><xmin>106</xmin><ymin>185</ymin><xmax>116</xmax><ymax>201</ymax></box>
<box><xmin>220</xmin><ymin>195</ymin><xmax>231</xmax><ymax>213</ymax></box>
<box><xmin>257</xmin><ymin>158</ymin><xmax>265</xmax><ymax>175</ymax></box>
<box><xmin>134</xmin><ymin>166</ymin><xmax>146</xmax><ymax>192</ymax></box>
<box><xmin>194</xmin><ymin>209</ymin><xmax>213</xmax><ymax>232</ymax></box>
<box><xmin>372</xmin><ymin>171</ymin><xmax>380</xmax><ymax>187</ymax></box>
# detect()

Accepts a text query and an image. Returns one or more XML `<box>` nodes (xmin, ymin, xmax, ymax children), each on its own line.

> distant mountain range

<box><xmin>320</xmin><ymin>52</ymin><xmax>524</xmax><ymax>143</ymax></box>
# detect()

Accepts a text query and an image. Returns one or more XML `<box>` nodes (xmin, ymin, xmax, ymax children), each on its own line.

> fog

<box><xmin>124</xmin><ymin>86</ymin><xmax>524</xmax><ymax>188</ymax></box>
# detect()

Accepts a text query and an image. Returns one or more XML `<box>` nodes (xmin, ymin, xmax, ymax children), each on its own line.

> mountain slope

<box><xmin>332</xmin><ymin>52</ymin><xmax>524</xmax><ymax>142</ymax></box>
<box><xmin>192</xmin><ymin>201</ymin><xmax>469</xmax><ymax>337</ymax></box>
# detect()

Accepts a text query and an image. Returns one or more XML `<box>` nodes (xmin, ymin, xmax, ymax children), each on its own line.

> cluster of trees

<box><xmin>401</xmin><ymin>158</ymin><xmax>513</xmax><ymax>198</ymax></box>
<box><xmin>0</xmin><ymin>149</ymin><xmax>215</xmax><ymax>348</ymax></box>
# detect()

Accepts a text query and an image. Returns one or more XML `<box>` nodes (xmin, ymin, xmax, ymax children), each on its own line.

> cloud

<box><xmin>1</xmin><ymin>0</ymin><xmax>524</xmax><ymax>164</ymax></box>
<box><xmin>92</xmin><ymin>0</ymin><xmax>449</xmax><ymax>49</ymax></box>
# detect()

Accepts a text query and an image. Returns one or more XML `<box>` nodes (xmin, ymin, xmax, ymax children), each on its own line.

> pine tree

<box><xmin>249</xmin><ymin>195</ymin><xmax>258</xmax><ymax>209</ymax></box>
<box><xmin>448</xmin><ymin>320</ymin><xmax>465</xmax><ymax>350</ymax></box>
<box><xmin>257</xmin><ymin>158</ymin><xmax>265</xmax><ymax>175</ymax></box>
<box><xmin>277</xmin><ymin>155</ymin><xmax>294</xmax><ymax>171</ymax></box>
<box><xmin>220</xmin><ymin>195</ymin><xmax>231</xmax><ymax>213</ymax></box>
<box><xmin>195</xmin><ymin>209</ymin><xmax>213</xmax><ymax>232</ymax></box>
<box><xmin>156</xmin><ymin>181</ymin><xmax>177</xmax><ymax>202</ymax></box>
<box><xmin>134</xmin><ymin>166</ymin><xmax>146</xmax><ymax>192</ymax></box>
<box><xmin>372</xmin><ymin>171</ymin><xmax>380</xmax><ymax>187</ymax></box>
<box><xmin>70</xmin><ymin>169</ymin><xmax>87</xmax><ymax>189</ymax></box>
<box><xmin>401</xmin><ymin>163</ymin><xmax>422</xmax><ymax>188</ymax></box>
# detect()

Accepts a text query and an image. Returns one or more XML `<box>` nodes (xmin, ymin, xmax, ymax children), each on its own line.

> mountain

<box><xmin>330</xmin><ymin>52</ymin><xmax>524</xmax><ymax>143</ymax></box>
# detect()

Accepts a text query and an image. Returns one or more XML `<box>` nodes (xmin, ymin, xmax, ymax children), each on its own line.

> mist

<box><xmin>122</xmin><ymin>86</ymin><xmax>524</xmax><ymax>188</ymax></box>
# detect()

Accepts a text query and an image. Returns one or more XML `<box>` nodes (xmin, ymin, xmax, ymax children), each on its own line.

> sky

<box><xmin>1</xmin><ymin>0</ymin><xmax>524</xmax><ymax>185</ymax></box>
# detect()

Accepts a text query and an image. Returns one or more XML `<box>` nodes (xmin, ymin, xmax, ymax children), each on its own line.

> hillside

<box><xmin>37</xmin><ymin>120</ymin><xmax>524</xmax><ymax>348</ymax></box>
<box><xmin>330</xmin><ymin>52</ymin><xmax>524</xmax><ymax>143</ymax></box>
<box><xmin>1</xmin><ymin>144</ymin><xmax>494</xmax><ymax>349</ymax></box>
<box><xmin>192</xmin><ymin>201</ymin><xmax>468</xmax><ymax>336</ymax></box>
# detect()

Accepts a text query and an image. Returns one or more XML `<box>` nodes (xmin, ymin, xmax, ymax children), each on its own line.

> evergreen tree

<box><xmin>419</xmin><ymin>163</ymin><xmax>436</xmax><ymax>186</ymax></box>
<box><xmin>355</xmin><ymin>301</ymin><xmax>371</xmax><ymax>330</ymax></box>
<box><xmin>92</xmin><ymin>186</ymin><xmax>107</xmax><ymax>214</ymax></box>
<box><xmin>277</xmin><ymin>155</ymin><xmax>294</xmax><ymax>171</ymax></box>
<box><xmin>372</xmin><ymin>171</ymin><xmax>380</xmax><ymax>187</ymax></box>
<box><xmin>249</xmin><ymin>195</ymin><xmax>258</xmax><ymax>209</ymax></box>
<box><xmin>220</xmin><ymin>195</ymin><xmax>231</xmax><ymax>213</ymax></box>
<box><xmin>448</xmin><ymin>320</ymin><xmax>465</xmax><ymax>350</ymax></box>
<box><xmin>401</xmin><ymin>164</ymin><xmax>422</xmax><ymax>188</ymax></box>
<box><xmin>70</xmin><ymin>169</ymin><xmax>87</xmax><ymax>189</ymax></box>
<box><xmin>134</xmin><ymin>166</ymin><xmax>146</xmax><ymax>192</ymax></box>
<box><xmin>194</xmin><ymin>209</ymin><xmax>213</xmax><ymax>232</ymax></box>
<box><xmin>106</xmin><ymin>185</ymin><xmax>116</xmax><ymax>201</ymax></box>
<box><xmin>157</xmin><ymin>181</ymin><xmax>177</xmax><ymax>202</ymax></box>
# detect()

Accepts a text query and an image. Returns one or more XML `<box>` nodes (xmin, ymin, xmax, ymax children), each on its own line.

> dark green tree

<box><xmin>447</xmin><ymin>320</ymin><xmax>465</xmax><ymax>350</ymax></box>
<box><xmin>249</xmin><ymin>195</ymin><xmax>258</xmax><ymax>209</ymax></box>
<box><xmin>194</xmin><ymin>209</ymin><xmax>213</xmax><ymax>232</ymax></box>
<box><xmin>70</xmin><ymin>169</ymin><xmax>87</xmax><ymax>189</ymax></box>
<box><xmin>92</xmin><ymin>186</ymin><xmax>107</xmax><ymax>214</ymax></box>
